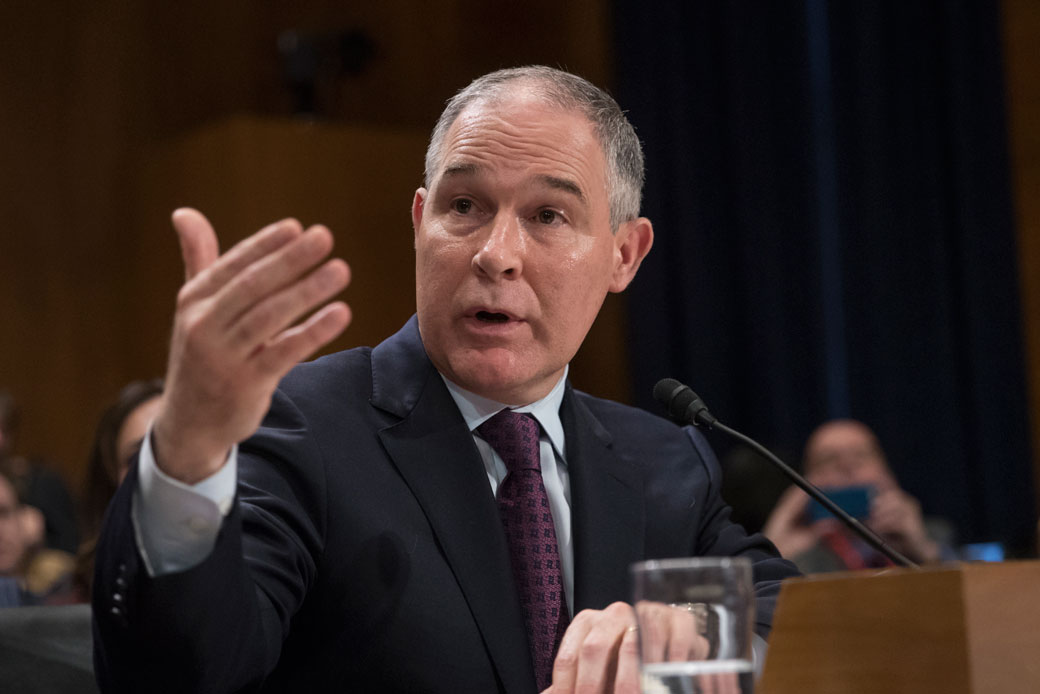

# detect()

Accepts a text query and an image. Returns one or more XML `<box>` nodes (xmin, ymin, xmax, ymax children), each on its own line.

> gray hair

<box><xmin>423</xmin><ymin>66</ymin><xmax>644</xmax><ymax>230</ymax></box>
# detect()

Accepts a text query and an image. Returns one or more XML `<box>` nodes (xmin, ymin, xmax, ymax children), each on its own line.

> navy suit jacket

<box><xmin>93</xmin><ymin>316</ymin><xmax>799</xmax><ymax>693</ymax></box>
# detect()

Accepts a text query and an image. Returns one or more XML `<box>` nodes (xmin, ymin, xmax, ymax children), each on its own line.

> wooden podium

<box><xmin>757</xmin><ymin>561</ymin><xmax>1040</xmax><ymax>693</ymax></box>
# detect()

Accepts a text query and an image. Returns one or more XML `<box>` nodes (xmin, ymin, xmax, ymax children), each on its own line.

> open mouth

<box><xmin>476</xmin><ymin>311</ymin><xmax>510</xmax><ymax>323</ymax></box>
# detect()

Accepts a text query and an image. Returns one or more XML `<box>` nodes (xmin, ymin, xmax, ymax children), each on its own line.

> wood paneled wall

<box><xmin>0</xmin><ymin>1</ymin><xmax>616</xmax><ymax>491</ymax></box>
<box><xmin>3</xmin><ymin>1</ymin><xmax>1038</xmax><ymax>510</ymax></box>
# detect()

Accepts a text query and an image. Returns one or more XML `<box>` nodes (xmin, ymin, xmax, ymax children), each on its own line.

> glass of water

<box><xmin>631</xmin><ymin>557</ymin><xmax>754</xmax><ymax>694</ymax></box>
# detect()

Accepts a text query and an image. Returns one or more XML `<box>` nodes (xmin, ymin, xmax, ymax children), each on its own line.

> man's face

<box><xmin>805</xmin><ymin>421</ymin><xmax>896</xmax><ymax>492</ymax></box>
<box><xmin>412</xmin><ymin>92</ymin><xmax>651</xmax><ymax>404</ymax></box>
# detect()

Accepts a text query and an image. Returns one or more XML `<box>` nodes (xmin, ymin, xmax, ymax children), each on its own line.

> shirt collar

<box><xmin>441</xmin><ymin>366</ymin><xmax>568</xmax><ymax>460</ymax></box>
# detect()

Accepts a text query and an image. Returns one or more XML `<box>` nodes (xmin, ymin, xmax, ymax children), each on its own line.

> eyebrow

<box><xmin>536</xmin><ymin>174</ymin><xmax>586</xmax><ymax>205</ymax></box>
<box><xmin>441</xmin><ymin>163</ymin><xmax>479</xmax><ymax>179</ymax></box>
<box><xmin>439</xmin><ymin>163</ymin><xmax>587</xmax><ymax>206</ymax></box>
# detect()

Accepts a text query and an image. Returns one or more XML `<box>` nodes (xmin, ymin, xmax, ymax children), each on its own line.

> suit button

<box><xmin>115</xmin><ymin>576</ymin><xmax>127</xmax><ymax>589</ymax></box>
<box><xmin>113</xmin><ymin>592</ymin><xmax>123</xmax><ymax>603</ymax></box>
<box><xmin>110</xmin><ymin>604</ymin><xmax>128</xmax><ymax>628</ymax></box>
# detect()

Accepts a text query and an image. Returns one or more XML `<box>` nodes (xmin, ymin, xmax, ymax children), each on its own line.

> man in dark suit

<box><xmin>93</xmin><ymin>66</ymin><xmax>798</xmax><ymax>693</ymax></box>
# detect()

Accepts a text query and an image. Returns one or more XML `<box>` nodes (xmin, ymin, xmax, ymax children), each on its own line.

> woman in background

<box><xmin>73</xmin><ymin>379</ymin><xmax>163</xmax><ymax>601</ymax></box>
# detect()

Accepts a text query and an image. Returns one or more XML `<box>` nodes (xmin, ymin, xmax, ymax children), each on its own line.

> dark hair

<box><xmin>75</xmin><ymin>379</ymin><xmax>162</xmax><ymax>598</ymax></box>
<box><xmin>80</xmin><ymin>379</ymin><xmax>163</xmax><ymax>539</ymax></box>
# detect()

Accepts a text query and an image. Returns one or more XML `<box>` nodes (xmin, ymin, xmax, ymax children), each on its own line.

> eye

<box><xmin>450</xmin><ymin>198</ymin><xmax>474</xmax><ymax>214</ymax></box>
<box><xmin>536</xmin><ymin>208</ymin><xmax>562</xmax><ymax>225</ymax></box>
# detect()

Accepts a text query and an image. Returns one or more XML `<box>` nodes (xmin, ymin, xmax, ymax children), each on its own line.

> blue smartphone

<box><xmin>807</xmin><ymin>485</ymin><xmax>873</xmax><ymax>523</ymax></box>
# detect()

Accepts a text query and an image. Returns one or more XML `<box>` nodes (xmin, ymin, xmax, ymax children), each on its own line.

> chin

<box><xmin>448</xmin><ymin>354</ymin><xmax>538</xmax><ymax>403</ymax></box>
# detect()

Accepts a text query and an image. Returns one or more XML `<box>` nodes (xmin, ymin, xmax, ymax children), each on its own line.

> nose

<box><xmin>473</xmin><ymin>212</ymin><xmax>524</xmax><ymax>279</ymax></box>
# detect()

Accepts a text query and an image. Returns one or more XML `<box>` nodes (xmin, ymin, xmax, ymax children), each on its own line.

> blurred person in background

<box><xmin>763</xmin><ymin>419</ymin><xmax>953</xmax><ymax>572</ymax></box>
<box><xmin>0</xmin><ymin>464</ymin><xmax>77</xmax><ymax>605</ymax></box>
<box><xmin>0</xmin><ymin>466</ymin><xmax>28</xmax><ymax>605</ymax></box>
<box><xmin>72</xmin><ymin>379</ymin><xmax>163</xmax><ymax>601</ymax></box>
<box><xmin>0</xmin><ymin>389</ymin><xmax>79</xmax><ymax>555</ymax></box>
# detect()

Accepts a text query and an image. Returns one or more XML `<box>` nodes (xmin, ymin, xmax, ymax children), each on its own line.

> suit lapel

<box><xmin>372</xmin><ymin>318</ymin><xmax>536</xmax><ymax>694</ymax></box>
<box><xmin>563</xmin><ymin>389</ymin><xmax>646</xmax><ymax>612</ymax></box>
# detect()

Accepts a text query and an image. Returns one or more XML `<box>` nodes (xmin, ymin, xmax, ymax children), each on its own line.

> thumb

<box><xmin>171</xmin><ymin>208</ymin><xmax>219</xmax><ymax>281</ymax></box>
<box><xmin>777</xmin><ymin>485</ymin><xmax>810</xmax><ymax>517</ymax></box>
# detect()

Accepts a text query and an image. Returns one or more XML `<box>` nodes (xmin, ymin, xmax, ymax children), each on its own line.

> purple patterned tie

<box><xmin>477</xmin><ymin>410</ymin><xmax>569</xmax><ymax>691</ymax></box>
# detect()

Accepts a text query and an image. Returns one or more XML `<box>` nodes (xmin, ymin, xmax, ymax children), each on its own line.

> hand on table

<box><xmin>543</xmin><ymin>601</ymin><xmax>736</xmax><ymax>694</ymax></box>
<box><xmin>542</xmin><ymin>602</ymin><xmax>639</xmax><ymax>694</ymax></box>
<box><xmin>152</xmin><ymin>209</ymin><xmax>351</xmax><ymax>483</ymax></box>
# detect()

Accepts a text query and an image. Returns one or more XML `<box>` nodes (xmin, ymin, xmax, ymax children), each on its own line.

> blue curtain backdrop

<box><xmin>614</xmin><ymin>1</ymin><xmax>1036</xmax><ymax>551</ymax></box>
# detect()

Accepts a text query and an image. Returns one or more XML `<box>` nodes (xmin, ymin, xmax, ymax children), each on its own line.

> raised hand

<box><xmin>869</xmin><ymin>488</ymin><xmax>940</xmax><ymax>562</ymax></box>
<box><xmin>762</xmin><ymin>484</ymin><xmax>819</xmax><ymax>559</ymax></box>
<box><xmin>152</xmin><ymin>209</ymin><xmax>351</xmax><ymax>483</ymax></box>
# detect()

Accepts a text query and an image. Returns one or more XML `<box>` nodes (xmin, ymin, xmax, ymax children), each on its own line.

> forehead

<box><xmin>434</xmin><ymin>94</ymin><xmax>607</xmax><ymax>193</ymax></box>
<box><xmin>807</xmin><ymin>423</ymin><xmax>879</xmax><ymax>463</ymax></box>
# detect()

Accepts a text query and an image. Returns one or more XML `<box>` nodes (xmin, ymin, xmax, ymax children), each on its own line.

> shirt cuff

<box><xmin>131</xmin><ymin>428</ymin><xmax>237</xmax><ymax>577</ymax></box>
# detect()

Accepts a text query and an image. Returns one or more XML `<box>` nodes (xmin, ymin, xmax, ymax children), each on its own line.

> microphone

<box><xmin>653</xmin><ymin>378</ymin><xmax>919</xmax><ymax>569</ymax></box>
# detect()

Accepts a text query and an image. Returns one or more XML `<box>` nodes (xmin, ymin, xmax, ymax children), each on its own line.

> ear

<box><xmin>411</xmin><ymin>188</ymin><xmax>428</xmax><ymax>243</ymax></box>
<box><xmin>608</xmin><ymin>217</ymin><xmax>654</xmax><ymax>293</ymax></box>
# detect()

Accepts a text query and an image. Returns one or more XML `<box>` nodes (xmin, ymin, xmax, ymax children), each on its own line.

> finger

<box><xmin>709</xmin><ymin>671</ymin><xmax>741</xmax><ymax>694</ymax></box>
<box><xmin>869</xmin><ymin>501</ymin><xmax>909</xmax><ymax>531</ymax></box>
<box><xmin>256</xmin><ymin>300</ymin><xmax>352</xmax><ymax>376</ymax></box>
<box><xmin>552</xmin><ymin>604</ymin><xmax>634</xmax><ymax>694</ymax></box>
<box><xmin>703</xmin><ymin>672</ymin><xmax>739</xmax><ymax>694</ymax></box>
<box><xmin>612</xmin><ymin>626</ymin><xmax>641</xmax><ymax>694</ymax></box>
<box><xmin>870</xmin><ymin>492</ymin><xmax>896</xmax><ymax>514</ymax></box>
<box><xmin>181</xmin><ymin>217</ymin><xmax>305</xmax><ymax>304</ymax></box>
<box><xmin>636</xmin><ymin>602</ymin><xmax>669</xmax><ymax>664</ymax></box>
<box><xmin>172</xmin><ymin>208</ymin><xmax>220</xmax><ymax>282</ymax></box>
<box><xmin>664</xmin><ymin>608</ymin><xmax>698</xmax><ymax>662</ymax></box>
<box><xmin>572</xmin><ymin>614</ymin><xmax>631</xmax><ymax>694</ymax></box>
<box><xmin>550</xmin><ymin>615</ymin><xmax>594</xmax><ymax>693</ymax></box>
<box><xmin>774</xmin><ymin>486</ymin><xmax>810</xmax><ymax>523</ymax></box>
<box><xmin>216</xmin><ymin>225</ymin><xmax>336</xmax><ymax>327</ymax></box>
<box><xmin>229</xmin><ymin>258</ymin><xmax>350</xmax><ymax>355</ymax></box>
<box><xmin>870</xmin><ymin>506</ymin><xmax>902</xmax><ymax>528</ymax></box>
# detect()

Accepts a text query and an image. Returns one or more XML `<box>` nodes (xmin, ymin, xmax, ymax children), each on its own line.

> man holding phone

<box><xmin>763</xmin><ymin>419</ymin><xmax>949</xmax><ymax>572</ymax></box>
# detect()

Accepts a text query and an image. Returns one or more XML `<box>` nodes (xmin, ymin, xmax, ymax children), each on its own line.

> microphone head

<box><xmin>653</xmin><ymin>378</ymin><xmax>717</xmax><ymax>428</ymax></box>
<box><xmin>653</xmin><ymin>378</ymin><xmax>682</xmax><ymax>405</ymax></box>
<box><xmin>653</xmin><ymin>378</ymin><xmax>695</xmax><ymax>422</ymax></box>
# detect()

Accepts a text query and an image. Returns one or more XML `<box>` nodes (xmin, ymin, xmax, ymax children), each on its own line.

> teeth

<box><xmin>477</xmin><ymin>311</ymin><xmax>509</xmax><ymax>323</ymax></box>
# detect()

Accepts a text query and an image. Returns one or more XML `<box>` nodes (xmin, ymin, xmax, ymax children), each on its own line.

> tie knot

<box><xmin>476</xmin><ymin>410</ymin><xmax>542</xmax><ymax>473</ymax></box>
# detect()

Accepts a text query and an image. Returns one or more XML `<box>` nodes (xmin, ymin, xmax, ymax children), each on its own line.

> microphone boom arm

<box><xmin>654</xmin><ymin>378</ymin><xmax>919</xmax><ymax>569</ymax></box>
<box><xmin>712</xmin><ymin>420</ymin><xmax>918</xmax><ymax>569</ymax></box>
